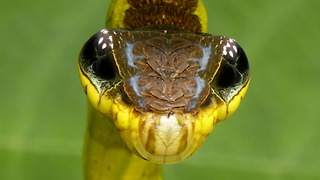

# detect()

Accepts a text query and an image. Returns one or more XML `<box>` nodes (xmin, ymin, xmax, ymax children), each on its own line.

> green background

<box><xmin>1</xmin><ymin>0</ymin><xmax>319</xmax><ymax>179</ymax></box>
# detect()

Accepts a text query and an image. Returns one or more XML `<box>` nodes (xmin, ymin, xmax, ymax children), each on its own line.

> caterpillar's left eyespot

<box><xmin>79</xmin><ymin>29</ymin><xmax>121</xmax><ymax>93</ymax></box>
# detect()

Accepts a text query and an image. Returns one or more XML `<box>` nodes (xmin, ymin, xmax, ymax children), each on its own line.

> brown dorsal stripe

<box><xmin>127</xmin><ymin>0</ymin><xmax>197</xmax><ymax>12</ymax></box>
<box><xmin>124</xmin><ymin>0</ymin><xmax>201</xmax><ymax>33</ymax></box>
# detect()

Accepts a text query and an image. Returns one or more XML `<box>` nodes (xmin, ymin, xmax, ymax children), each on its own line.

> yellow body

<box><xmin>79</xmin><ymin>0</ymin><xmax>250</xmax><ymax>179</ymax></box>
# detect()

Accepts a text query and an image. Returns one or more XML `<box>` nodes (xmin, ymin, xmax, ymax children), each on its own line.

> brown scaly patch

<box><xmin>124</xmin><ymin>0</ymin><xmax>201</xmax><ymax>32</ymax></box>
<box><xmin>127</xmin><ymin>0</ymin><xmax>198</xmax><ymax>12</ymax></box>
<box><xmin>124</xmin><ymin>36</ymin><xmax>210</xmax><ymax>113</ymax></box>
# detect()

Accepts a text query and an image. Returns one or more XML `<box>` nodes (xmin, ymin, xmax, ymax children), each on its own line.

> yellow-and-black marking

<box><xmin>79</xmin><ymin>0</ymin><xmax>249</xmax><ymax>171</ymax></box>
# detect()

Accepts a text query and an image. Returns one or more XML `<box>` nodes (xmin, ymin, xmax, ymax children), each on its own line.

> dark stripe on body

<box><xmin>125</xmin><ymin>0</ymin><xmax>201</xmax><ymax>32</ymax></box>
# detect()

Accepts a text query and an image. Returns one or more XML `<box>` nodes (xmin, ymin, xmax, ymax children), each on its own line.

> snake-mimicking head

<box><xmin>79</xmin><ymin>26</ymin><xmax>250</xmax><ymax>164</ymax></box>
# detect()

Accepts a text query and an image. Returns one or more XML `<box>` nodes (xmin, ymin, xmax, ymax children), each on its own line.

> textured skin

<box><xmin>82</xmin><ymin>0</ymin><xmax>209</xmax><ymax>179</ymax></box>
<box><xmin>123</xmin><ymin>33</ymin><xmax>210</xmax><ymax>113</ymax></box>
<box><xmin>79</xmin><ymin>0</ymin><xmax>249</xmax><ymax>179</ymax></box>
<box><xmin>106</xmin><ymin>0</ymin><xmax>207</xmax><ymax>32</ymax></box>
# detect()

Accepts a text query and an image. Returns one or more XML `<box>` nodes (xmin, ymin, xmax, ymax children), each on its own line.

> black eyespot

<box><xmin>80</xmin><ymin>36</ymin><xmax>96</xmax><ymax>62</ymax></box>
<box><xmin>213</xmin><ymin>61</ymin><xmax>242</xmax><ymax>88</ymax></box>
<box><xmin>79</xmin><ymin>30</ymin><xmax>118</xmax><ymax>80</ymax></box>
<box><xmin>236</xmin><ymin>45</ymin><xmax>249</xmax><ymax>74</ymax></box>
<box><xmin>212</xmin><ymin>40</ymin><xmax>249</xmax><ymax>88</ymax></box>
<box><xmin>92</xmin><ymin>55</ymin><xmax>117</xmax><ymax>80</ymax></box>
